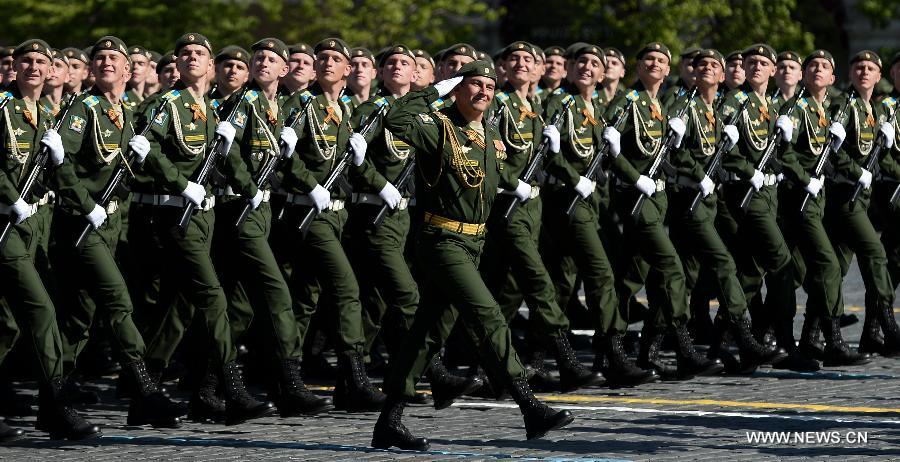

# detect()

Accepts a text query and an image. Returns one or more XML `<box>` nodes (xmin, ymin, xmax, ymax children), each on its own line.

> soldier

<box><xmin>283</xmin><ymin>43</ymin><xmax>315</xmax><ymax>95</ymax></box>
<box><xmin>528</xmin><ymin>48</ymin><xmax>545</xmax><ymax>101</ymax></box>
<box><xmin>123</xmin><ymin>46</ymin><xmax>151</xmax><ymax>110</ymax></box>
<box><xmin>825</xmin><ymin>51</ymin><xmax>899</xmax><ymax>356</ymax></box>
<box><xmin>212</xmin><ymin>45</ymin><xmax>250</xmax><ymax>102</ymax></box>
<box><xmin>347</xmin><ymin>47</ymin><xmax>377</xmax><ymax>111</ymax></box>
<box><xmin>604</xmin><ymin>42</ymin><xmax>723</xmax><ymax>379</ymax></box>
<box><xmin>144</xmin><ymin>51</ymin><xmax>161</xmax><ymax>97</ymax></box>
<box><xmin>778</xmin><ymin>49</ymin><xmax>870</xmax><ymax>366</ymax></box>
<box><xmin>141</xmin><ymin>32</ymin><xmax>277</xmax><ymax>425</ymax></box>
<box><xmin>372</xmin><ymin>61</ymin><xmax>574</xmax><ymax>451</ymax></box>
<box><xmin>773</xmin><ymin>51</ymin><xmax>802</xmax><ymax>110</ymax></box>
<box><xmin>876</xmin><ymin>52</ymin><xmax>900</xmax><ymax>315</ymax></box>
<box><xmin>438</xmin><ymin>43</ymin><xmax>477</xmax><ymax>80</ymax></box>
<box><xmin>40</xmin><ymin>50</ymin><xmax>70</xmax><ymax>116</ymax></box>
<box><xmin>411</xmin><ymin>49</ymin><xmax>435</xmax><ymax>91</ymax></box>
<box><xmin>0</xmin><ymin>46</ymin><xmax>16</xmax><ymax>86</ymax></box>
<box><xmin>666</xmin><ymin>49</ymin><xmax>786</xmax><ymax>372</ymax></box>
<box><xmin>538</xmin><ymin>46</ymin><xmax>566</xmax><ymax>106</ymax></box>
<box><xmin>480</xmin><ymin>41</ymin><xmax>606</xmax><ymax>391</ymax></box>
<box><xmin>724</xmin><ymin>51</ymin><xmax>745</xmax><ymax>92</ymax></box>
<box><xmin>62</xmin><ymin>48</ymin><xmax>89</xmax><ymax>95</ymax></box>
<box><xmin>0</xmin><ymin>38</ymin><xmax>100</xmax><ymax>442</ymax></box>
<box><xmin>602</xmin><ymin>47</ymin><xmax>626</xmax><ymax>102</ymax></box>
<box><xmin>156</xmin><ymin>51</ymin><xmax>179</xmax><ymax>91</ymax></box>
<box><xmin>661</xmin><ymin>46</ymin><xmax>700</xmax><ymax>109</ymax></box>
<box><xmin>274</xmin><ymin>37</ymin><xmax>384</xmax><ymax>412</ymax></box>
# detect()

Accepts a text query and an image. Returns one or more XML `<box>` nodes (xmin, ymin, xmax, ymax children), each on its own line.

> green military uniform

<box><xmin>877</xmin><ymin>79</ymin><xmax>900</xmax><ymax>294</ymax></box>
<box><xmin>660</xmin><ymin>47</ymin><xmax>700</xmax><ymax>110</ymax></box>
<box><xmin>535</xmin><ymin>46</ymin><xmax>566</xmax><ymax>107</ymax></box>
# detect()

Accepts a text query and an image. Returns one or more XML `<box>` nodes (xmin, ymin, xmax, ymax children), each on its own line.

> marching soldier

<box><xmin>724</xmin><ymin>51</ymin><xmax>745</xmax><ymax>92</ymax></box>
<box><xmin>0</xmin><ymin>46</ymin><xmax>16</xmax><ymax>87</ymax></box>
<box><xmin>211</xmin><ymin>45</ymin><xmax>250</xmax><ymax>103</ymax></box>
<box><xmin>283</xmin><ymin>43</ymin><xmax>315</xmax><ymax>95</ymax></box>
<box><xmin>411</xmin><ymin>49</ymin><xmax>435</xmax><ymax>91</ymax></box>
<box><xmin>372</xmin><ymin>61</ymin><xmax>574</xmax><ymax>451</ymax></box>
<box><xmin>537</xmin><ymin>46</ymin><xmax>566</xmax><ymax>106</ymax></box>
<box><xmin>347</xmin><ymin>47</ymin><xmax>377</xmax><ymax>111</ymax></box>
<box><xmin>62</xmin><ymin>48</ymin><xmax>90</xmax><ymax>95</ymax></box>
<box><xmin>661</xmin><ymin>46</ymin><xmax>700</xmax><ymax>109</ymax></box>
<box><xmin>40</xmin><ymin>50</ymin><xmax>69</xmax><ymax>116</ymax></box>
<box><xmin>773</xmin><ymin>51</ymin><xmax>802</xmax><ymax>110</ymax></box>
<box><xmin>144</xmin><ymin>51</ymin><xmax>161</xmax><ymax>97</ymax></box>
<box><xmin>156</xmin><ymin>51</ymin><xmax>179</xmax><ymax>91</ymax></box>
<box><xmin>123</xmin><ymin>46</ymin><xmax>151</xmax><ymax>110</ymax></box>
<box><xmin>876</xmin><ymin>52</ymin><xmax>900</xmax><ymax>318</ymax></box>
<box><xmin>602</xmin><ymin>48</ymin><xmax>626</xmax><ymax>102</ymax></box>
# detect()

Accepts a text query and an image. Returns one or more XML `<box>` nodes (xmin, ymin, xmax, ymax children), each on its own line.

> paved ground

<box><xmin>3</xmin><ymin>260</ymin><xmax>900</xmax><ymax>461</ymax></box>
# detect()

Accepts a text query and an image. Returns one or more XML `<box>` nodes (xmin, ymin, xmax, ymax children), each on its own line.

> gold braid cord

<box><xmin>433</xmin><ymin>112</ymin><xmax>484</xmax><ymax>189</ymax></box>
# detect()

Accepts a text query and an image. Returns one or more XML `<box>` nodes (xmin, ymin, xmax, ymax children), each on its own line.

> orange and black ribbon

<box><xmin>266</xmin><ymin>108</ymin><xmax>278</xmax><ymax>126</ymax></box>
<box><xmin>581</xmin><ymin>108</ymin><xmax>598</xmax><ymax>127</ymax></box>
<box><xmin>866</xmin><ymin>111</ymin><xmax>875</xmax><ymax>127</ymax></box>
<box><xmin>759</xmin><ymin>105</ymin><xmax>770</xmax><ymax>122</ymax></box>
<box><xmin>107</xmin><ymin>107</ymin><xmax>122</xmax><ymax>130</ymax></box>
<box><xmin>190</xmin><ymin>103</ymin><xmax>208</xmax><ymax>122</ymax></box>
<box><xmin>649</xmin><ymin>103</ymin><xmax>663</xmax><ymax>121</ymax></box>
<box><xmin>323</xmin><ymin>106</ymin><xmax>341</xmax><ymax>126</ymax></box>
<box><xmin>518</xmin><ymin>109</ymin><xmax>537</xmax><ymax>123</ymax></box>
<box><xmin>816</xmin><ymin>107</ymin><xmax>827</xmax><ymax>128</ymax></box>
<box><xmin>23</xmin><ymin>109</ymin><xmax>36</xmax><ymax>128</ymax></box>
<box><xmin>705</xmin><ymin>111</ymin><xmax>715</xmax><ymax>126</ymax></box>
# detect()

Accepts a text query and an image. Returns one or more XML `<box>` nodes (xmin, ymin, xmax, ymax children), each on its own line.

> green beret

<box><xmin>501</xmin><ymin>41</ymin><xmax>537</xmax><ymax>60</ymax></box>
<box><xmin>252</xmin><ymin>37</ymin><xmax>289</xmax><ymax>63</ymax></box>
<box><xmin>91</xmin><ymin>36</ymin><xmax>130</xmax><ymax>62</ymax></box>
<box><xmin>349</xmin><ymin>47</ymin><xmax>375</xmax><ymax>64</ymax></box>
<box><xmin>14</xmin><ymin>39</ymin><xmax>53</xmax><ymax>61</ymax></box>
<box><xmin>805</xmin><ymin>49</ymin><xmax>835</xmax><ymax>69</ymax></box>
<box><xmin>725</xmin><ymin>50</ymin><xmax>743</xmax><ymax>63</ymax></box>
<box><xmin>692</xmin><ymin>48</ymin><xmax>724</xmax><ymax>68</ymax></box>
<box><xmin>378</xmin><ymin>44</ymin><xmax>416</xmax><ymax>67</ymax></box>
<box><xmin>777</xmin><ymin>51</ymin><xmax>801</xmax><ymax>66</ymax></box>
<box><xmin>174</xmin><ymin>33</ymin><xmax>212</xmax><ymax>55</ymax></box>
<box><xmin>572</xmin><ymin>43</ymin><xmax>607</xmax><ymax>66</ymax></box>
<box><xmin>1</xmin><ymin>46</ymin><xmax>16</xmax><ymax>58</ymax></box>
<box><xmin>605</xmin><ymin>47</ymin><xmax>625</xmax><ymax>66</ymax></box>
<box><xmin>50</xmin><ymin>49</ymin><xmax>69</xmax><ymax>66</ymax></box>
<box><xmin>62</xmin><ymin>47</ymin><xmax>89</xmax><ymax>64</ymax></box>
<box><xmin>564</xmin><ymin>42</ymin><xmax>590</xmax><ymax>60</ymax></box>
<box><xmin>215</xmin><ymin>45</ymin><xmax>250</xmax><ymax>65</ymax></box>
<box><xmin>544</xmin><ymin>46</ymin><xmax>566</xmax><ymax>59</ymax></box>
<box><xmin>636</xmin><ymin>42</ymin><xmax>672</xmax><ymax>62</ymax></box>
<box><xmin>679</xmin><ymin>46</ymin><xmax>701</xmax><ymax>59</ymax></box>
<box><xmin>742</xmin><ymin>44</ymin><xmax>777</xmax><ymax>64</ymax></box>
<box><xmin>314</xmin><ymin>37</ymin><xmax>350</xmax><ymax>60</ymax></box>
<box><xmin>128</xmin><ymin>45</ymin><xmax>151</xmax><ymax>60</ymax></box>
<box><xmin>892</xmin><ymin>51</ymin><xmax>900</xmax><ymax>67</ymax></box>
<box><xmin>442</xmin><ymin>43</ymin><xmax>477</xmax><ymax>60</ymax></box>
<box><xmin>157</xmin><ymin>51</ymin><xmax>177</xmax><ymax>72</ymax></box>
<box><xmin>455</xmin><ymin>60</ymin><xmax>497</xmax><ymax>82</ymax></box>
<box><xmin>148</xmin><ymin>50</ymin><xmax>162</xmax><ymax>63</ymax></box>
<box><xmin>850</xmin><ymin>50</ymin><xmax>882</xmax><ymax>70</ymax></box>
<box><xmin>412</xmin><ymin>49</ymin><xmax>435</xmax><ymax>68</ymax></box>
<box><xmin>476</xmin><ymin>50</ymin><xmax>491</xmax><ymax>62</ymax></box>
<box><xmin>288</xmin><ymin>43</ymin><xmax>313</xmax><ymax>58</ymax></box>
<box><xmin>82</xmin><ymin>46</ymin><xmax>92</xmax><ymax>57</ymax></box>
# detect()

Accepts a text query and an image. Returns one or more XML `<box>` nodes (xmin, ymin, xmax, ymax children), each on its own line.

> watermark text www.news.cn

<box><xmin>745</xmin><ymin>431</ymin><xmax>869</xmax><ymax>445</ymax></box>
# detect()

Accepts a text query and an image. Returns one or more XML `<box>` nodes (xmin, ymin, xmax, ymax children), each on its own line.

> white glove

<box><xmin>776</xmin><ymin>115</ymin><xmax>793</xmax><ymax>143</ymax></box>
<box><xmin>750</xmin><ymin>169</ymin><xmax>765</xmax><ymax>191</ymax></box>
<box><xmin>699</xmin><ymin>175</ymin><xmax>715</xmax><ymax>197</ymax></box>
<box><xmin>41</xmin><ymin>129</ymin><xmax>65</xmax><ymax>166</ymax></box>
<box><xmin>603</xmin><ymin>126</ymin><xmax>621</xmax><ymax>158</ymax></box>
<box><xmin>250</xmin><ymin>189</ymin><xmax>264</xmax><ymax>210</ymax></box>
<box><xmin>350</xmin><ymin>133</ymin><xmax>367</xmax><ymax>166</ymax></box>
<box><xmin>574</xmin><ymin>176</ymin><xmax>596</xmax><ymax>199</ymax></box>
<box><xmin>880</xmin><ymin>121</ymin><xmax>895</xmax><ymax>149</ymax></box>
<box><xmin>635</xmin><ymin>175</ymin><xmax>656</xmax><ymax>197</ymax></box>
<box><xmin>181</xmin><ymin>181</ymin><xmax>206</xmax><ymax>206</ymax></box>
<box><xmin>128</xmin><ymin>135</ymin><xmax>151</xmax><ymax>164</ymax></box>
<box><xmin>723</xmin><ymin>124</ymin><xmax>739</xmax><ymax>150</ymax></box>
<box><xmin>10</xmin><ymin>198</ymin><xmax>33</xmax><ymax>224</ymax></box>
<box><xmin>858</xmin><ymin>168</ymin><xmax>873</xmax><ymax>190</ymax></box>
<box><xmin>434</xmin><ymin>76</ymin><xmax>464</xmax><ymax>98</ymax></box>
<box><xmin>280</xmin><ymin>127</ymin><xmax>298</xmax><ymax>159</ymax></box>
<box><xmin>310</xmin><ymin>184</ymin><xmax>331</xmax><ymax>212</ymax></box>
<box><xmin>86</xmin><ymin>204</ymin><xmax>107</xmax><ymax>229</ymax></box>
<box><xmin>513</xmin><ymin>180</ymin><xmax>532</xmax><ymax>202</ymax></box>
<box><xmin>804</xmin><ymin>176</ymin><xmax>824</xmax><ymax>197</ymax></box>
<box><xmin>216</xmin><ymin>121</ymin><xmax>236</xmax><ymax>154</ymax></box>
<box><xmin>378</xmin><ymin>182</ymin><xmax>402</xmax><ymax>209</ymax></box>
<box><xmin>542</xmin><ymin>125</ymin><xmax>561</xmax><ymax>154</ymax></box>
<box><xmin>668</xmin><ymin>117</ymin><xmax>686</xmax><ymax>148</ymax></box>
<box><xmin>829</xmin><ymin>122</ymin><xmax>846</xmax><ymax>152</ymax></box>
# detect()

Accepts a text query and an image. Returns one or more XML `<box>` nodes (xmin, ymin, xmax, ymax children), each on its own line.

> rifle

<box><xmin>738</xmin><ymin>86</ymin><xmax>807</xmax><ymax>210</ymax></box>
<box><xmin>563</xmin><ymin>93</ymin><xmax>636</xmax><ymax>218</ymax></box>
<box><xmin>687</xmin><ymin>92</ymin><xmax>752</xmax><ymax>215</ymax></box>
<box><xmin>799</xmin><ymin>88</ymin><xmax>856</xmax><ymax>213</ymax></box>
<box><xmin>233</xmin><ymin>94</ymin><xmax>316</xmax><ymax>229</ymax></box>
<box><xmin>848</xmin><ymin>100</ymin><xmax>899</xmax><ymax>211</ymax></box>
<box><xmin>630</xmin><ymin>86</ymin><xmax>698</xmax><ymax>220</ymax></box>
<box><xmin>0</xmin><ymin>91</ymin><xmax>79</xmax><ymax>249</ymax></box>
<box><xmin>174</xmin><ymin>87</ymin><xmax>249</xmax><ymax>236</ymax></box>
<box><xmin>296</xmin><ymin>104</ymin><xmax>387</xmax><ymax>236</ymax></box>
<box><xmin>74</xmin><ymin>96</ymin><xmax>171</xmax><ymax>248</ymax></box>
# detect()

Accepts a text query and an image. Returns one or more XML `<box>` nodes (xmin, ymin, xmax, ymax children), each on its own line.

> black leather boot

<box><xmin>334</xmin><ymin>353</ymin><xmax>386</xmax><ymax>412</ymax></box>
<box><xmin>771</xmin><ymin>318</ymin><xmax>820</xmax><ymax>372</ymax></box>
<box><xmin>820</xmin><ymin>316</ymin><xmax>872</xmax><ymax>367</ymax></box>
<box><xmin>729</xmin><ymin>313</ymin><xmax>788</xmax><ymax>370</ymax></box>
<box><xmin>798</xmin><ymin>314</ymin><xmax>825</xmax><ymax>360</ymax></box>
<box><xmin>188</xmin><ymin>361</ymin><xmax>226</xmax><ymax>423</ymax></box>
<box><xmin>38</xmin><ymin>378</ymin><xmax>101</xmax><ymax>440</ymax></box>
<box><xmin>272</xmin><ymin>359</ymin><xmax>332</xmax><ymax>416</ymax></box>
<box><xmin>525</xmin><ymin>349</ymin><xmax>559</xmax><ymax>392</ymax></box>
<box><xmin>552</xmin><ymin>333</ymin><xmax>604</xmax><ymax>392</ymax></box>
<box><xmin>426</xmin><ymin>354</ymin><xmax>482</xmax><ymax>410</ymax></box>
<box><xmin>706</xmin><ymin>316</ymin><xmax>744</xmax><ymax>374</ymax></box>
<box><xmin>636</xmin><ymin>325</ymin><xmax>677</xmax><ymax>380</ymax></box>
<box><xmin>672</xmin><ymin>324</ymin><xmax>723</xmax><ymax>379</ymax></box>
<box><xmin>859</xmin><ymin>304</ymin><xmax>885</xmax><ymax>356</ymax></box>
<box><xmin>0</xmin><ymin>419</ymin><xmax>24</xmax><ymax>444</ymax></box>
<box><xmin>371</xmin><ymin>397</ymin><xmax>430</xmax><ymax>450</ymax></box>
<box><xmin>876</xmin><ymin>302</ymin><xmax>900</xmax><ymax>356</ymax></box>
<box><xmin>124</xmin><ymin>360</ymin><xmax>186</xmax><ymax>428</ymax></box>
<box><xmin>222</xmin><ymin>361</ymin><xmax>277</xmax><ymax>425</ymax></box>
<box><xmin>602</xmin><ymin>333</ymin><xmax>658</xmax><ymax>387</ymax></box>
<box><xmin>507</xmin><ymin>377</ymin><xmax>574</xmax><ymax>440</ymax></box>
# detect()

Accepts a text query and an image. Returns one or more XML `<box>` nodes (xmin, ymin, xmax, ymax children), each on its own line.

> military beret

<box><xmin>91</xmin><ymin>36</ymin><xmax>130</xmax><ymax>61</ymax></box>
<box><xmin>252</xmin><ymin>37</ymin><xmax>289</xmax><ymax>62</ymax></box>
<box><xmin>442</xmin><ymin>43</ymin><xmax>478</xmax><ymax>60</ymax></box>
<box><xmin>544</xmin><ymin>46</ymin><xmax>566</xmax><ymax>59</ymax></box>
<box><xmin>692</xmin><ymin>48</ymin><xmax>724</xmax><ymax>68</ymax></box>
<box><xmin>455</xmin><ymin>60</ymin><xmax>497</xmax><ymax>82</ymax></box>
<box><xmin>175</xmin><ymin>33</ymin><xmax>213</xmax><ymax>55</ymax></box>
<box><xmin>892</xmin><ymin>51</ymin><xmax>900</xmax><ymax>67</ymax></box>
<box><xmin>14</xmin><ymin>39</ymin><xmax>53</xmax><ymax>61</ymax></box>
<box><xmin>82</xmin><ymin>46</ymin><xmax>93</xmax><ymax>57</ymax></box>
<box><xmin>725</xmin><ymin>50</ymin><xmax>743</xmax><ymax>63</ymax></box>
<box><xmin>804</xmin><ymin>49</ymin><xmax>835</xmax><ymax>69</ymax></box>
<box><xmin>288</xmin><ymin>43</ymin><xmax>314</xmax><ymax>58</ymax></box>
<box><xmin>572</xmin><ymin>43</ymin><xmax>607</xmax><ymax>66</ymax></box>
<box><xmin>412</xmin><ymin>49</ymin><xmax>435</xmax><ymax>68</ymax></box>
<box><xmin>157</xmin><ymin>51</ymin><xmax>177</xmax><ymax>72</ymax></box>
<box><xmin>776</xmin><ymin>51</ymin><xmax>801</xmax><ymax>66</ymax></box>
<box><xmin>50</xmin><ymin>49</ymin><xmax>70</xmax><ymax>66</ymax></box>
<box><xmin>476</xmin><ymin>50</ymin><xmax>491</xmax><ymax>62</ymax></box>
<box><xmin>62</xmin><ymin>47</ymin><xmax>89</xmax><ymax>64</ymax></box>
<box><xmin>564</xmin><ymin>42</ymin><xmax>590</xmax><ymax>60</ymax></box>
<box><xmin>742</xmin><ymin>44</ymin><xmax>777</xmax><ymax>64</ymax></box>
<box><xmin>850</xmin><ymin>50</ymin><xmax>882</xmax><ymax>70</ymax></box>
<box><xmin>636</xmin><ymin>42</ymin><xmax>672</xmax><ymax>61</ymax></box>
<box><xmin>128</xmin><ymin>45</ymin><xmax>152</xmax><ymax>60</ymax></box>
<box><xmin>605</xmin><ymin>47</ymin><xmax>625</xmax><ymax>66</ymax></box>
<box><xmin>501</xmin><ymin>41</ymin><xmax>537</xmax><ymax>60</ymax></box>
<box><xmin>377</xmin><ymin>44</ymin><xmax>416</xmax><ymax>67</ymax></box>
<box><xmin>215</xmin><ymin>45</ymin><xmax>250</xmax><ymax>65</ymax></box>
<box><xmin>148</xmin><ymin>50</ymin><xmax>162</xmax><ymax>63</ymax></box>
<box><xmin>349</xmin><ymin>47</ymin><xmax>375</xmax><ymax>64</ymax></box>
<box><xmin>679</xmin><ymin>46</ymin><xmax>701</xmax><ymax>59</ymax></box>
<box><xmin>0</xmin><ymin>46</ymin><xmax>16</xmax><ymax>58</ymax></box>
<box><xmin>314</xmin><ymin>38</ymin><xmax>350</xmax><ymax>60</ymax></box>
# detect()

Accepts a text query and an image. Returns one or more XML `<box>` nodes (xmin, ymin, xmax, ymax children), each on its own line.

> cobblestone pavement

<box><xmin>2</xmin><ymin>262</ymin><xmax>900</xmax><ymax>461</ymax></box>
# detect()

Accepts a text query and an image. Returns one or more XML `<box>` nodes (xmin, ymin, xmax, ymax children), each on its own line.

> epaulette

<box><xmin>495</xmin><ymin>92</ymin><xmax>510</xmax><ymax>104</ymax></box>
<box><xmin>244</xmin><ymin>90</ymin><xmax>259</xmax><ymax>103</ymax></box>
<box><xmin>373</xmin><ymin>96</ymin><xmax>390</xmax><ymax>108</ymax></box>
<box><xmin>735</xmin><ymin>91</ymin><xmax>748</xmax><ymax>104</ymax></box>
<box><xmin>0</xmin><ymin>91</ymin><xmax>12</xmax><ymax>103</ymax></box>
<box><xmin>340</xmin><ymin>94</ymin><xmax>353</xmax><ymax>105</ymax></box>
<box><xmin>83</xmin><ymin>95</ymin><xmax>101</xmax><ymax>108</ymax></box>
<box><xmin>162</xmin><ymin>89</ymin><xmax>181</xmax><ymax>102</ymax></box>
<box><xmin>797</xmin><ymin>98</ymin><xmax>809</xmax><ymax>110</ymax></box>
<box><xmin>429</xmin><ymin>98</ymin><xmax>445</xmax><ymax>111</ymax></box>
<box><xmin>625</xmin><ymin>90</ymin><xmax>639</xmax><ymax>102</ymax></box>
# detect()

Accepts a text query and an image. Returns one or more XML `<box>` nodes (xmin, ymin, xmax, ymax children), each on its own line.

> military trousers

<box><xmin>384</xmin><ymin>226</ymin><xmax>526</xmax><ymax>399</ymax></box>
<box><xmin>125</xmin><ymin>202</ymin><xmax>164</xmax><ymax>337</ymax></box>
<box><xmin>874</xmin><ymin>181</ymin><xmax>900</xmax><ymax>290</ymax></box>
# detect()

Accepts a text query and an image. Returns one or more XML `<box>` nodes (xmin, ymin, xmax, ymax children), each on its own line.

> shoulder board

<box><xmin>797</xmin><ymin>98</ymin><xmax>809</xmax><ymax>110</ymax></box>
<box><xmin>299</xmin><ymin>90</ymin><xmax>314</xmax><ymax>104</ymax></box>
<box><xmin>882</xmin><ymin>97</ymin><xmax>897</xmax><ymax>109</ymax></box>
<box><xmin>340</xmin><ymin>95</ymin><xmax>353</xmax><ymax>105</ymax></box>
<box><xmin>373</xmin><ymin>97</ymin><xmax>390</xmax><ymax>108</ymax></box>
<box><xmin>0</xmin><ymin>91</ymin><xmax>12</xmax><ymax>103</ymax></box>
<box><xmin>496</xmin><ymin>92</ymin><xmax>510</xmax><ymax>103</ymax></box>
<box><xmin>244</xmin><ymin>90</ymin><xmax>259</xmax><ymax>103</ymax></box>
<box><xmin>625</xmin><ymin>90</ymin><xmax>639</xmax><ymax>102</ymax></box>
<box><xmin>735</xmin><ymin>91</ymin><xmax>748</xmax><ymax>103</ymax></box>
<box><xmin>429</xmin><ymin>98</ymin><xmax>445</xmax><ymax>111</ymax></box>
<box><xmin>83</xmin><ymin>95</ymin><xmax>101</xmax><ymax>108</ymax></box>
<box><xmin>162</xmin><ymin>89</ymin><xmax>181</xmax><ymax>102</ymax></box>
